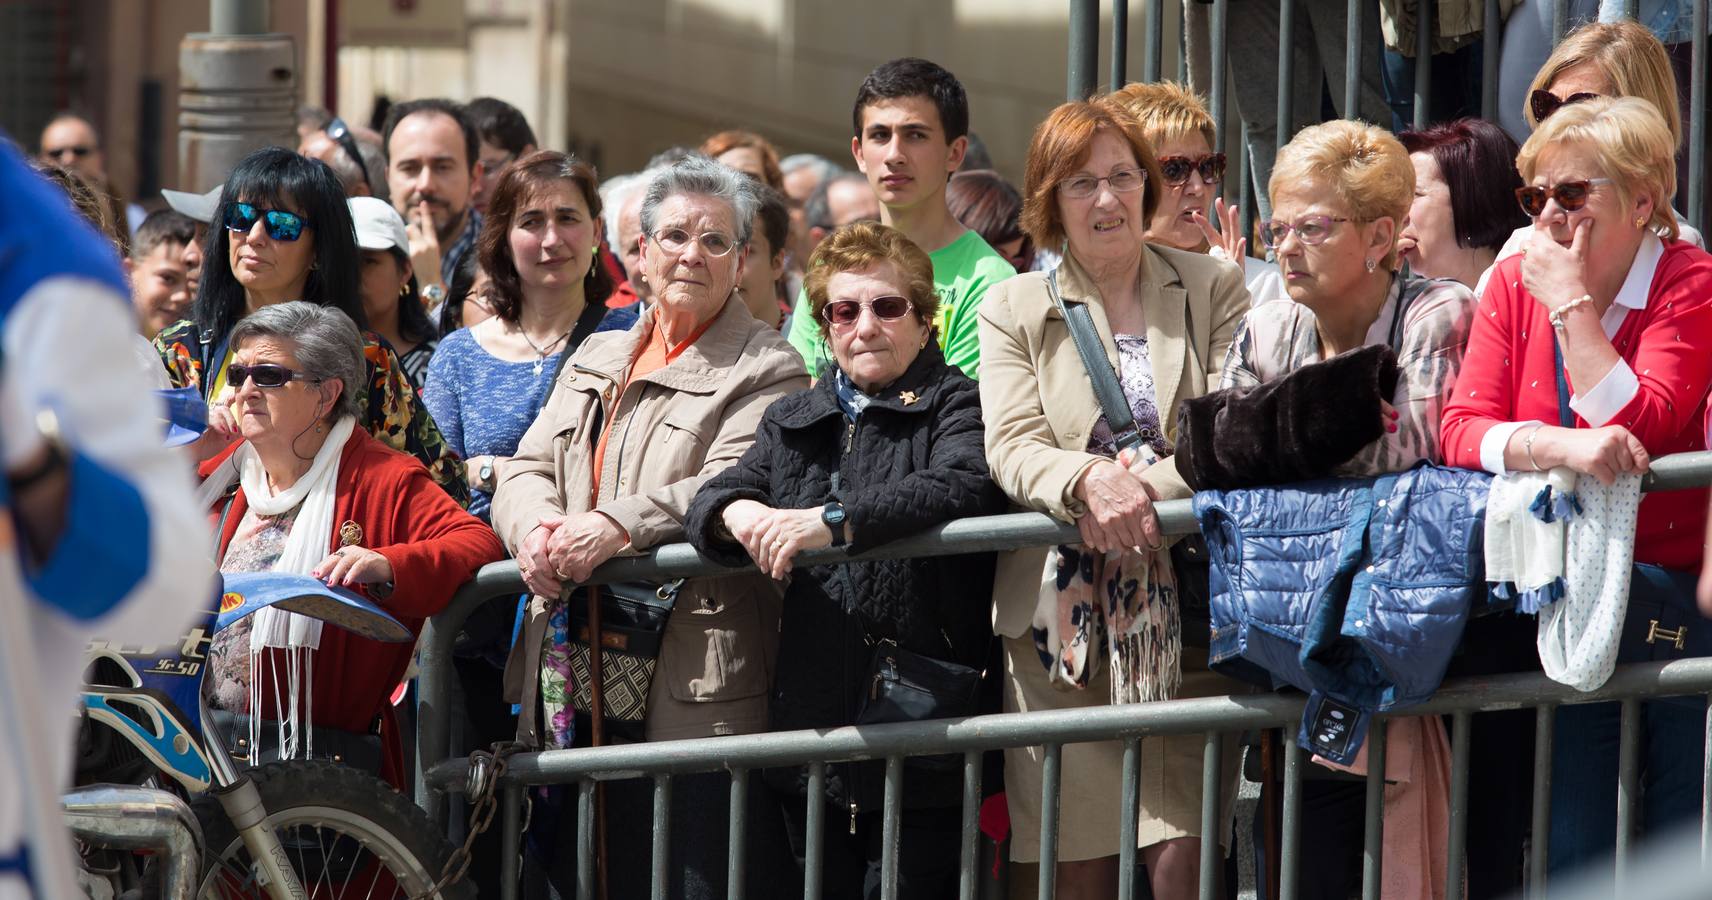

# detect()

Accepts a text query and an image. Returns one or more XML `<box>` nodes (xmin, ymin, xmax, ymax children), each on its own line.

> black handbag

<box><xmin>206</xmin><ymin>709</ymin><xmax>384</xmax><ymax>774</ymax></box>
<box><xmin>564</xmin><ymin>579</ymin><xmax>682</xmax><ymax>742</ymax></box>
<box><xmin>854</xmin><ymin>639</ymin><xmax>982</xmax><ymax>771</ymax></box>
<box><xmin>1047</xmin><ymin>269</ymin><xmax>1212</xmax><ymax>648</ymax></box>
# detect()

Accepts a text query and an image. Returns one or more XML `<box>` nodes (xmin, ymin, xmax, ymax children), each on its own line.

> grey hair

<box><xmin>639</xmin><ymin>154</ymin><xmax>759</xmax><ymax>248</ymax></box>
<box><xmin>804</xmin><ymin>171</ymin><xmax>872</xmax><ymax>230</ymax></box>
<box><xmin>228</xmin><ymin>301</ymin><xmax>365</xmax><ymax>421</ymax></box>
<box><xmin>780</xmin><ymin>153</ymin><xmax>842</xmax><ymax>181</ymax></box>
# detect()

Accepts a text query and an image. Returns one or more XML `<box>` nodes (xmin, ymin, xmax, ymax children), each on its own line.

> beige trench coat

<box><xmin>977</xmin><ymin>244</ymin><xmax>1250</xmax><ymax>639</ymax></box>
<box><xmin>491</xmin><ymin>297</ymin><xmax>809</xmax><ymax>744</ymax></box>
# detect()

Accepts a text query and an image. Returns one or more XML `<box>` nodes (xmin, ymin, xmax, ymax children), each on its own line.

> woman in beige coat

<box><xmin>977</xmin><ymin>97</ymin><xmax>1249</xmax><ymax>900</ymax></box>
<box><xmin>491</xmin><ymin>155</ymin><xmax>808</xmax><ymax>898</ymax></box>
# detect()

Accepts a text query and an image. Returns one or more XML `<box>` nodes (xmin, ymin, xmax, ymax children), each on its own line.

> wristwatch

<box><xmin>477</xmin><ymin>456</ymin><xmax>496</xmax><ymax>491</ymax></box>
<box><xmin>422</xmin><ymin>283</ymin><xmax>448</xmax><ymax>306</ymax></box>
<box><xmin>821</xmin><ymin>501</ymin><xmax>848</xmax><ymax>546</ymax></box>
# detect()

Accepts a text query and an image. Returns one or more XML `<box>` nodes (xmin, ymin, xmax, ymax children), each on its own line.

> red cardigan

<box><xmin>1441</xmin><ymin>241</ymin><xmax>1712</xmax><ymax>571</ymax></box>
<box><xmin>202</xmin><ymin>429</ymin><xmax>505</xmax><ymax>785</ymax></box>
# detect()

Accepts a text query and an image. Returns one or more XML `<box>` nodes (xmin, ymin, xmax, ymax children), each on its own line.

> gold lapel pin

<box><xmin>338</xmin><ymin>520</ymin><xmax>364</xmax><ymax>547</ymax></box>
<box><xmin>899</xmin><ymin>391</ymin><xmax>919</xmax><ymax>406</ymax></box>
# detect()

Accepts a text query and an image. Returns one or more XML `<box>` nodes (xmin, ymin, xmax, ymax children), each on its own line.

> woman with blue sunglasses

<box><xmin>154</xmin><ymin>146</ymin><xmax>467</xmax><ymax>505</ymax></box>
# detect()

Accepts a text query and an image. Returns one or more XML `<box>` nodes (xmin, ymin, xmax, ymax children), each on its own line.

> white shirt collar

<box><xmin>1612</xmin><ymin>232</ymin><xmax>1665</xmax><ymax>311</ymax></box>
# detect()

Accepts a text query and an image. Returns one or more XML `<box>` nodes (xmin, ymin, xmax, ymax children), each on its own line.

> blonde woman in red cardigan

<box><xmin>1440</xmin><ymin>96</ymin><xmax>1712</xmax><ymax>881</ymax></box>
<box><xmin>198</xmin><ymin>302</ymin><xmax>504</xmax><ymax>788</ymax></box>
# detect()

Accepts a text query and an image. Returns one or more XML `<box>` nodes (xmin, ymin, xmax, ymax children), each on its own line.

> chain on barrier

<box><xmin>411</xmin><ymin>740</ymin><xmax>528</xmax><ymax>900</ymax></box>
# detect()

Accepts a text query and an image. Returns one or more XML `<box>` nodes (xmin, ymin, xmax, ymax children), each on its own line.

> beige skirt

<box><xmin>1002</xmin><ymin>636</ymin><xmax>1244</xmax><ymax>863</ymax></box>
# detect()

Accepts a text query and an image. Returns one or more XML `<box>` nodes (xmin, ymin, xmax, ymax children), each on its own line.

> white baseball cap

<box><xmin>161</xmin><ymin>184</ymin><xmax>223</xmax><ymax>224</ymax></box>
<box><xmin>349</xmin><ymin>196</ymin><xmax>410</xmax><ymax>252</ymax></box>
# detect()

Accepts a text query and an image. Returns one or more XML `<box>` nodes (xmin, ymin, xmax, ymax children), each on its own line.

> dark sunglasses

<box><xmin>45</xmin><ymin>145</ymin><xmax>93</xmax><ymax>159</ymax></box>
<box><xmin>225</xmin><ymin>202</ymin><xmax>309</xmax><ymax>241</ymax></box>
<box><xmin>227</xmin><ymin>363</ymin><xmax>322</xmax><ymax>389</ymax></box>
<box><xmin>1515</xmin><ymin>178</ymin><xmax>1612</xmax><ymax>217</ymax></box>
<box><xmin>1156</xmin><ymin>153</ymin><xmax>1227</xmax><ymax>186</ymax></box>
<box><xmin>821</xmin><ymin>295</ymin><xmax>914</xmax><ymax>327</ymax></box>
<box><xmin>1529</xmin><ymin>89</ymin><xmax>1600</xmax><ymax>123</ymax></box>
<box><xmin>324</xmin><ymin>117</ymin><xmax>373</xmax><ymax>194</ymax></box>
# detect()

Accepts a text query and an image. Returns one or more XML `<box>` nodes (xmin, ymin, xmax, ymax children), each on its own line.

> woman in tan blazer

<box><xmin>977</xmin><ymin>97</ymin><xmax>1249</xmax><ymax>900</ymax></box>
<box><xmin>491</xmin><ymin>155</ymin><xmax>808</xmax><ymax>897</ymax></box>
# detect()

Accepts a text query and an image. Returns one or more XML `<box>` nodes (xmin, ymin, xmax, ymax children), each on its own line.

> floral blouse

<box><xmin>154</xmin><ymin>318</ymin><xmax>468</xmax><ymax>506</ymax></box>
<box><xmin>206</xmin><ymin>504</ymin><xmax>300</xmax><ymax>713</ymax></box>
<box><xmin>1219</xmin><ymin>273</ymin><xmax>1477</xmax><ymax>477</ymax></box>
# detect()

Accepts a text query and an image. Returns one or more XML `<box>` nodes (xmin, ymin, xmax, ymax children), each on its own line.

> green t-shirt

<box><xmin>786</xmin><ymin>229</ymin><xmax>1015</xmax><ymax>379</ymax></box>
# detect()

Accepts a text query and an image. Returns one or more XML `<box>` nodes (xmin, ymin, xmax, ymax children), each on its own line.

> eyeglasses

<box><xmin>44</xmin><ymin>145</ymin><xmax>93</xmax><ymax>160</ymax></box>
<box><xmin>1515</xmin><ymin>178</ymin><xmax>1613</xmax><ymax>217</ymax></box>
<box><xmin>1156</xmin><ymin>153</ymin><xmax>1227</xmax><ymax>186</ymax></box>
<box><xmin>1259</xmin><ymin>215</ymin><xmax>1352</xmax><ymax>248</ymax></box>
<box><xmin>651</xmin><ymin>227</ymin><xmax>739</xmax><ymax>258</ymax></box>
<box><xmin>1059</xmin><ymin>167</ymin><xmax>1147</xmax><ymax>200</ymax></box>
<box><xmin>225</xmin><ymin>202</ymin><xmax>309</xmax><ymax>241</ymax></box>
<box><xmin>821</xmin><ymin>295</ymin><xmax>915</xmax><ymax>328</ymax></box>
<box><xmin>324</xmin><ymin>117</ymin><xmax>372</xmax><ymax>194</ymax></box>
<box><xmin>1530</xmin><ymin>89</ymin><xmax>1600</xmax><ymax>123</ymax></box>
<box><xmin>227</xmin><ymin>363</ymin><xmax>323</xmax><ymax>389</ymax></box>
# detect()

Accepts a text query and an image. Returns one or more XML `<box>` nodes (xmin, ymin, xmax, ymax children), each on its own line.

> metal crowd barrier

<box><xmin>413</xmin><ymin>452</ymin><xmax>1712</xmax><ymax>900</ymax></box>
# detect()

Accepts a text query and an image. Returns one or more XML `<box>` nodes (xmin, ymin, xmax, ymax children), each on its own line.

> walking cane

<box><xmin>586</xmin><ymin>582</ymin><xmax>610</xmax><ymax>900</ymax></box>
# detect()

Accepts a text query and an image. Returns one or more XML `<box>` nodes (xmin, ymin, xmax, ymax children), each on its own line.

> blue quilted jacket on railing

<box><xmin>1193</xmin><ymin>463</ymin><xmax>1492</xmax><ymax>764</ymax></box>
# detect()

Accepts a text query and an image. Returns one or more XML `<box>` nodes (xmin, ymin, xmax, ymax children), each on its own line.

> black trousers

<box><xmin>779</xmin><ymin>800</ymin><xmax>962</xmax><ymax>900</ymax></box>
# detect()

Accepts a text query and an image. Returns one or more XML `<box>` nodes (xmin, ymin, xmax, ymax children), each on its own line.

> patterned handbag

<box><xmin>565</xmin><ymin>579</ymin><xmax>683</xmax><ymax>742</ymax></box>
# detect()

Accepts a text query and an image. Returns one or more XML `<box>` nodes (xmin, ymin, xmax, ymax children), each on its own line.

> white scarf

<box><xmin>199</xmin><ymin>414</ymin><xmax>356</xmax><ymax>759</ymax></box>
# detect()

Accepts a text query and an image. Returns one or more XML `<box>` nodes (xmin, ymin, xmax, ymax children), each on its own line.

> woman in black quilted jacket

<box><xmin>687</xmin><ymin>222</ymin><xmax>1005</xmax><ymax>899</ymax></box>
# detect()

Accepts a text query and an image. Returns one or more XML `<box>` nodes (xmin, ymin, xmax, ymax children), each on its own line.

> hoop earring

<box><xmin>399</xmin><ymin>283</ymin><xmax>413</xmax><ymax>300</ymax></box>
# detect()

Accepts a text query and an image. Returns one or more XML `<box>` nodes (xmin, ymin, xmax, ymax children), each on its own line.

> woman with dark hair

<box><xmin>437</xmin><ymin>251</ymin><xmax>494</xmax><ymax>335</ymax></box>
<box><xmin>423</xmin><ymin>149</ymin><xmax>635</xmax><ymax>520</ymax></box>
<box><xmin>155</xmin><ymin>146</ymin><xmax>466</xmax><ymax>503</ymax></box>
<box><xmin>1396</xmin><ymin>118</ymin><xmax>1528</xmax><ymax>294</ymax></box>
<box><xmin>947</xmin><ymin>169</ymin><xmax>1034</xmax><ymax>273</ymax></box>
<box><xmin>350</xmin><ymin>196</ymin><xmax>438</xmax><ymax>385</ymax></box>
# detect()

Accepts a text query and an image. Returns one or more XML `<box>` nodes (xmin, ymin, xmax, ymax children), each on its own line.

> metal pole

<box><xmin>577</xmin><ymin>779</ymin><xmax>596</xmax><ymax>900</ymax></box>
<box><xmin>1552</xmin><ymin>0</ymin><xmax>1569</xmax><ymax>44</ymax></box>
<box><xmin>1414</xmin><ymin>0</ymin><xmax>1434</xmax><ymax>130</ymax></box>
<box><xmin>958</xmin><ymin>752</ymin><xmax>982</xmax><ymax>900</ymax></box>
<box><xmin>1144</xmin><ymin>0</ymin><xmax>1164</xmax><ymax>82</ymax></box>
<box><xmin>1118</xmin><ymin>737</ymin><xmax>1142</xmax><ymax>900</ymax></box>
<box><xmin>1618</xmin><ymin>0</ymin><xmax>1640</xmax><ymax>17</ymax></box>
<box><xmin>1360</xmin><ymin>721</ymin><xmax>1388</xmax><ymax>900</ymax></box>
<box><xmin>1211</xmin><ymin>0</ymin><xmax>1229</xmax><ymax>147</ymax></box>
<box><xmin>1069</xmin><ymin>0</ymin><xmax>1100</xmax><ymax>100</ymax></box>
<box><xmin>1616</xmin><ymin>698</ymin><xmax>1642</xmax><ymax>892</ymax></box>
<box><xmin>881</xmin><ymin>756</ymin><xmax>903</xmax><ymax>900</ymax></box>
<box><xmin>727</xmin><ymin>769</ymin><xmax>749</xmax><ymax>900</ymax></box>
<box><xmin>651</xmin><ymin>775</ymin><xmax>672</xmax><ymax>900</ymax></box>
<box><xmin>500</xmin><ymin>784</ymin><xmax>523</xmax><ymax>900</ymax></box>
<box><xmin>1344</xmin><ymin>0</ymin><xmax>1362</xmax><ymax>119</ymax></box>
<box><xmin>1703</xmin><ymin>694</ymin><xmax>1711</xmax><ymax>868</ymax></box>
<box><xmin>1446</xmin><ymin>711</ymin><xmax>1472</xmax><ymax>900</ymax></box>
<box><xmin>1482</xmin><ymin>0</ymin><xmax>1502</xmax><ymax>120</ymax></box>
<box><xmin>1529</xmin><ymin>706</ymin><xmax>1555</xmax><ymax>898</ymax></box>
<box><xmin>1198</xmin><ymin>732</ymin><xmax>1223</xmax><ymax>900</ymax></box>
<box><xmin>210</xmin><ymin>0</ymin><xmax>268</xmax><ymax>35</ymax></box>
<box><xmin>179</xmin><ymin>0</ymin><xmax>296</xmax><ymax>192</ymax></box>
<box><xmin>1112</xmin><ymin>0</ymin><xmax>1129</xmax><ymax>88</ymax></box>
<box><xmin>1279</xmin><ymin>737</ymin><xmax>1303</xmax><ymax>900</ymax></box>
<box><xmin>1691</xmin><ymin>0</ymin><xmax>1707</xmax><ymax>235</ymax></box>
<box><xmin>1039</xmin><ymin>743</ymin><xmax>1064</xmax><ymax>900</ymax></box>
<box><xmin>1277</xmin><ymin>0</ymin><xmax>1296</xmax><ymax>160</ymax></box>
<box><xmin>805</xmin><ymin>763</ymin><xmax>826</xmax><ymax>900</ymax></box>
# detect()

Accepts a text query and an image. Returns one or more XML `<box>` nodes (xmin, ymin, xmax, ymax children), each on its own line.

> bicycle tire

<box><xmin>190</xmin><ymin>760</ymin><xmax>477</xmax><ymax>899</ymax></box>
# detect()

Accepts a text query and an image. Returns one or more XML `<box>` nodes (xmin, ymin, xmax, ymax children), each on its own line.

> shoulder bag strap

<box><xmin>1552</xmin><ymin>336</ymin><xmax>1575</xmax><ymax>428</ymax></box>
<box><xmin>1047</xmin><ymin>269</ymin><xmax>1145</xmax><ymax>454</ymax></box>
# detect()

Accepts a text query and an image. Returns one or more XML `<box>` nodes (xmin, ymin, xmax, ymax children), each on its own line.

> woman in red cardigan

<box><xmin>198</xmin><ymin>302</ymin><xmax>503</xmax><ymax>788</ymax></box>
<box><xmin>1440</xmin><ymin>96</ymin><xmax>1712</xmax><ymax>881</ymax></box>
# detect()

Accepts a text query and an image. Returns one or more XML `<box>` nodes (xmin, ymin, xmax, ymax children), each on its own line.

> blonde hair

<box><xmin>1269</xmin><ymin>120</ymin><xmax>1413</xmax><ymax>269</ymax></box>
<box><xmin>1107</xmin><ymin>81</ymin><xmax>1216</xmax><ymax>150</ymax></box>
<box><xmin>1516</xmin><ymin>96</ymin><xmax>1679</xmax><ymax>241</ymax></box>
<box><xmin>1524</xmin><ymin>20</ymin><xmax>1680</xmax><ymax>147</ymax></box>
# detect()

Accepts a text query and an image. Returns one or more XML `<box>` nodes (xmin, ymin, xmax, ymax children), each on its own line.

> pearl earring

<box><xmin>1364</xmin><ymin>258</ymin><xmax>1377</xmax><ymax>273</ymax></box>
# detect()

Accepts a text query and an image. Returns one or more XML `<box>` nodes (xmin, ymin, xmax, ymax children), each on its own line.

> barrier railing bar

<box><xmin>1551</xmin><ymin>0</ymin><xmax>1568</xmax><ymax>44</ymax></box>
<box><xmin>1177</xmin><ymin>21</ymin><xmax>1188</xmax><ymax>83</ymax></box>
<box><xmin>1276</xmin><ymin>0</ymin><xmax>1295</xmax><ymax>160</ymax></box>
<box><xmin>957</xmin><ymin>751</ymin><xmax>981</xmax><ymax>900</ymax></box>
<box><xmin>805</xmin><ymin>762</ymin><xmax>826</xmax><ymax>900</ymax></box>
<box><xmin>1069</xmin><ymin>0</ymin><xmax>1100</xmax><ymax>100</ymax></box>
<box><xmin>1692</xmin><ymin>0</ymin><xmax>1707</xmax><ymax>236</ymax></box>
<box><xmin>1619</xmin><ymin>0</ymin><xmax>1640</xmax><ymax>18</ymax></box>
<box><xmin>500</xmin><ymin>783</ymin><xmax>522</xmax><ymax>900</ymax></box>
<box><xmin>1039</xmin><ymin>743</ymin><xmax>1063</xmax><ymax>900</ymax></box>
<box><xmin>1142</xmin><ymin>0</ymin><xmax>1162</xmax><ymax>83</ymax></box>
<box><xmin>727</xmin><ymin>768</ymin><xmax>748</xmax><ymax>900</ymax></box>
<box><xmin>651</xmin><ymin>774</ymin><xmax>671</xmax><ymax>900</ymax></box>
<box><xmin>1445</xmin><ymin>710</ymin><xmax>1472</xmax><ymax>900</ymax></box>
<box><xmin>1702</xmin><ymin>694</ymin><xmax>1711</xmax><ymax>868</ymax></box>
<box><xmin>1360</xmin><ymin>719</ymin><xmax>1387</xmax><ymax>900</ymax></box>
<box><xmin>1118</xmin><ymin>736</ymin><xmax>1142</xmax><ymax>900</ymax></box>
<box><xmin>1482</xmin><ymin>0</ymin><xmax>1501</xmax><ymax>119</ymax></box>
<box><xmin>1413</xmin><ymin>0</ymin><xmax>1433</xmax><ymax>131</ymax></box>
<box><xmin>1344</xmin><ymin>0</ymin><xmax>1362</xmax><ymax>119</ymax></box>
<box><xmin>1616</xmin><ymin>697</ymin><xmax>1641</xmax><ymax>891</ymax></box>
<box><xmin>1239</xmin><ymin>122</ymin><xmax>1256</xmax><ymax>249</ymax></box>
<box><xmin>1111</xmin><ymin>0</ymin><xmax>1128</xmax><ymax>87</ymax></box>
<box><xmin>881</xmin><ymin>756</ymin><xmax>903</xmax><ymax>900</ymax></box>
<box><xmin>1279</xmin><ymin>736</ymin><xmax>1303</xmax><ymax>900</ymax></box>
<box><xmin>1528</xmin><ymin>704</ymin><xmax>1554</xmax><ymax>899</ymax></box>
<box><xmin>576</xmin><ymin>779</ymin><xmax>595</xmax><ymax>900</ymax></box>
<box><xmin>1198</xmin><ymin>731</ymin><xmax>1222</xmax><ymax>900</ymax></box>
<box><xmin>1210</xmin><ymin>0</ymin><xmax>1228</xmax><ymax>149</ymax></box>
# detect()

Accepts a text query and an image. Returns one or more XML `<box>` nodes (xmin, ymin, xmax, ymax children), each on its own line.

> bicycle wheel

<box><xmin>192</xmin><ymin>760</ymin><xmax>477</xmax><ymax>899</ymax></box>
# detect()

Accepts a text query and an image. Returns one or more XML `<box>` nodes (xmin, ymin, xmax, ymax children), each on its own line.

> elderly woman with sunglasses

<box><xmin>156</xmin><ymin>147</ymin><xmax>466</xmax><ymax>503</ymax></box>
<box><xmin>197</xmin><ymin>303</ymin><xmax>502</xmax><ymax>789</ymax></box>
<box><xmin>491</xmin><ymin>154</ymin><xmax>807</xmax><ymax>898</ymax></box>
<box><xmin>978</xmin><ymin>98</ymin><xmax>1249</xmax><ymax>900</ymax></box>
<box><xmin>687</xmin><ymin>221</ymin><xmax>1005</xmax><ymax>897</ymax></box>
<box><xmin>1109</xmin><ymin>80</ymin><xmax>1286</xmax><ymax>307</ymax></box>
<box><xmin>1442</xmin><ymin>96</ymin><xmax>1712</xmax><ymax>880</ymax></box>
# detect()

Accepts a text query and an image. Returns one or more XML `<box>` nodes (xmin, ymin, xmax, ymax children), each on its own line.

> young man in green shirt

<box><xmin>786</xmin><ymin>57</ymin><xmax>1014</xmax><ymax>378</ymax></box>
